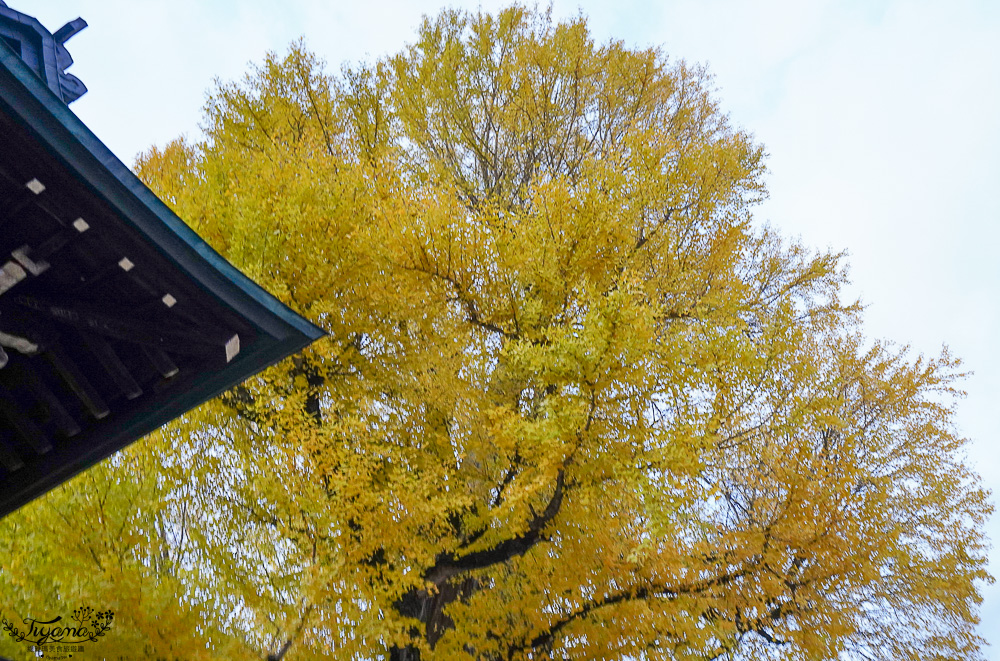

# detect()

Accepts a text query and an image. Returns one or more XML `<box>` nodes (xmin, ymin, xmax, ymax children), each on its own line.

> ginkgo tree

<box><xmin>0</xmin><ymin>6</ymin><xmax>991</xmax><ymax>661</ymax></box>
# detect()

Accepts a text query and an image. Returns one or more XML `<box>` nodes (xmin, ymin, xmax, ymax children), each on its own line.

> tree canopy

<box><xmin>0</xmin><ymin>6</ymin><xmax>991</xmax><ymax>661</ymax></box>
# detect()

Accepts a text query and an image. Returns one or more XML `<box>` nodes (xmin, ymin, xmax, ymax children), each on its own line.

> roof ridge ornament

<box><xmin>0</xmin><ymin>2</ymin><xmax>87</xmax><ymax>103</ymax></box>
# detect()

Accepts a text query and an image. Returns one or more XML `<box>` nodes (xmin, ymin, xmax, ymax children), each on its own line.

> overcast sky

<box><xmin>25</xmin><ymin>0</ymin><xmax>1000</xmax><ymax>647</ymax></box>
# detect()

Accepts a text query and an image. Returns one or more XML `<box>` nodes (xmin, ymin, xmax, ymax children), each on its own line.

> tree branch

<box><xmin>394</xmin><ymin>259</ymin><xmax>518</xmax><ymax>340</ymax></box>
<box><xmin>266</xmin><ymin>604</ymin><xmax>315</xmax><ymax>661</ymax></box>
<box><xmin>426</xmin><ymin>469</ymin><xmax>566</xmax><ymax>584</ymax></box>
<box><xmin>509</xmin><ymin>568</ymin><xmax>754</xmax><ymax>659</ymax></box>
<box><xmin>491</xmin><ymin>452</ymin><xmax>522</xmax><ymax>508</ymax></box>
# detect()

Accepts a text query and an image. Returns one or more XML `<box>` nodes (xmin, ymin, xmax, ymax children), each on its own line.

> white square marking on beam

<box><xmin>118</xmin><ymin>257</ymin><xmax>134</xmax><ymax>271</ymax></box>
<box><xmin>225</xmin><ymin>334</ymin><xmax>241</xmax><ymax>362</ymax></box>
<box><xmin>12</xmin><ymin>246</ymin><xmax>49</xmax><ymax>276</ymax></box>
<box><xmin>0</xmin><ymin>261</ymin><xmax>27</xmax><ymax>294</ymax></box>
<box><xmin>162</xmin><ymin>293</ymin><xmax>177</xmax><ymax>307</ymax></box>
<box><xmin>72</xmin><ymin>218</ymin><xmax>90</xmax><ymax>232</ymax></box>
<box><xmin>25</xmin><ymin>178</ymin><xmax>45</xmax><ymax>194</ymax></box>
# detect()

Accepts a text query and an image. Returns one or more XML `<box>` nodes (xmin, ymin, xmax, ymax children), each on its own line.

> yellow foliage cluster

<box><xmin>1</xmin><ymin>6</ymin><xmax>990</xmax><ymax>660</ymax></box>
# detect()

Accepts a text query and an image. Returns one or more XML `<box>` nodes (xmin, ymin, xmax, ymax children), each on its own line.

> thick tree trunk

<box><xmin>390</xmin><ymin>576</ymin><xmax>481</xmax><ymax>659</ymax></box>
<box><xmin>387</xmin><ymin>469</ymin><xmax>567</xmax><ymax>657</ymax></box>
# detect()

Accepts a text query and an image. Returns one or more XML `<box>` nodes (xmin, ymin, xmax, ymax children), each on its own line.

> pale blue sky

<box><xmin>25</xmin><ymin>0</ymin><xmax>1000</xmax><ymax>648</ymax></box>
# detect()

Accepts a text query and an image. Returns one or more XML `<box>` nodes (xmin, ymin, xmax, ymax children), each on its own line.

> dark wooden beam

<box><xmin>13</xmin><ymin>295</ymin><xmax>240</xmax><ymax>366</ymax></box>
<box><xmin>0</xmin><ymin>180</ymin><xmax>40</xmax><ymax>225</ymax></box>
<box><xmin>0</xmin><ymin>305</ymin><xmax>58</xmax><ymax>352</ymax></box>
<box><xmin>80</xmin><ymin>331</ymin><xmax>142</xmax><ymax>400</ymax></box>
<box><xmin>143</xmin><ymin>346</ymin><xmax>179</xmax><ymax>379</ymax></box>
<box><xmin>12</xmin><ymin>364</ymin><xmax>80</xmax><ymax>437</ymax></box>
<box><xmin>30</xmin><ymin>217</ymin><xmax>89</xmax><ymax>260</ymax></box>
<box><xmin>0</xmin><ymin>392</ymin><xmax>52</xmax><ymax>454</ymax></box>
<box><xmin>0</xmin><ymin>430</ymin><xmax>23</xmax><ymax>472</ymax></box>
<box><xmin>45</xmin><ymin>345</ymin><xmax>110</xmax><ymax>419</ymax></box>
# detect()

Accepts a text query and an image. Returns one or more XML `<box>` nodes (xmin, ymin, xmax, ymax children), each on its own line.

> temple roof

<box><xmin>0</xmin><ymin>10</ymin><xmax>324</xmax><ymax>517</ymax></box>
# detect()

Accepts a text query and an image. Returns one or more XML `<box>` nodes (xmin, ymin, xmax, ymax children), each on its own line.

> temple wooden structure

<box><xmin>0</xmin><ymin>3</ymin><xmax>323</xmax><ymax>517</ymax></box>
